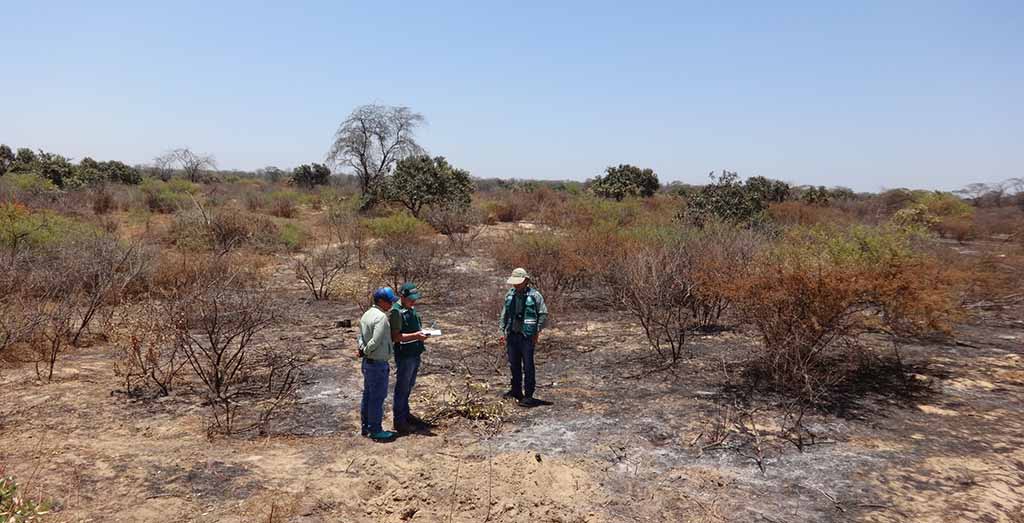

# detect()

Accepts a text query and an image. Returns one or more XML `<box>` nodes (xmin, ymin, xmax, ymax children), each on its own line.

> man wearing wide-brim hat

<box><xmin>498</xmin><ymin>268</ymin><xmax>548</xmax><ymax>407</ymax></box>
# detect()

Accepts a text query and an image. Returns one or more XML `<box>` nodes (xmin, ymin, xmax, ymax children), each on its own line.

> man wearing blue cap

<box><xmin>358</xmin><ymin>286</ymin><xmax>400</xmax><ymax>441</ymax></box>
<box><xmin>391</xmin><ymin>282</ymin><xmax>429</xmax><ymax>433</ymax></box>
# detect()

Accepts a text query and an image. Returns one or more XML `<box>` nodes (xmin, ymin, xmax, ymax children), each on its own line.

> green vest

<box><xmin>502</xmin><ymin>288</ymin><xmax>542</xmax><ymax>337</ymax></box>
<box><xmin>392</xmin><ymin>303</ymin><xmax>425</xmax><ymax>359</ymax></box>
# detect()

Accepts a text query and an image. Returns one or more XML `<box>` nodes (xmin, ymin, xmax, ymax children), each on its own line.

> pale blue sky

<box><xmin>2</xmin><ymin>1</ymin><xmax>1021</xmax><ymax>191</ymax></box>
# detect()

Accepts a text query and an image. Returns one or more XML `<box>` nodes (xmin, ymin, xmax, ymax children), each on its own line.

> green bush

<box><xmin>0</xmin><ymin>173</ymin><xmax>58</xmax><ymax>197</ymax></box>
<box><xmin>683</xmin><ymin>171</ymin><xmax>772</xmax><ymax>227</ymax></box>
<box><xmin>588</xmin><ymin>164</ymin><xmax>659</xmax><ymax>201</ymax></box>
<box><xmin>1</xmin><ymin>202</ymin><xmax>98</xmax><ymax>252</ymax></box>
<box><xmin>276</xmin><ymin>222</ymin><xmax>307</xmax><ymax>251</ymax></box>
<box><xmin>366</xmin><ymin>213</ymin><xmax>433</xmax><ymax>240</ymax></box>
<box><xmin>140</xmin><ymin>179</ymin><xmax>199</xmax><ymax>213</ymax></box>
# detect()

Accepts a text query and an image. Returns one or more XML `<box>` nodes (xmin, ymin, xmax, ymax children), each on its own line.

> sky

<box><xmin>2</xmin><ymin>1</ymin><xmax>1021</xmax><ymax>192</ymax></box>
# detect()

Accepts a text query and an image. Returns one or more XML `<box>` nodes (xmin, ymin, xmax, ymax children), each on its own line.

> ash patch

<box><xmin>290</xmin><ymin>354</ymin><xmax>363</xmax><ymax>436</ymax></box>
<box><xmin>185</xmin><ymin>460</ymin><xmax>258</xmax><ymax>501</ymax></box>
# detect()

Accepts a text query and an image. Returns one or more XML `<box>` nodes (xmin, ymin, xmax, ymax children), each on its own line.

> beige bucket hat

<box><xmin>506</xmin><ymin>268</ymin><xmax>530</xmax><ymax>285</ymax></box>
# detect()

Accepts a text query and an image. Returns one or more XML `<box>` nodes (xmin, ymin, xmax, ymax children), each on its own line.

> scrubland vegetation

<box><xmin>1</xmin><ymin>109</ymin><xmax>1022</xmax><ymax>521</ymax></box>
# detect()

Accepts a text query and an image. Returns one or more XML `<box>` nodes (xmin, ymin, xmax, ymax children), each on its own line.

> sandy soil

<box><xmin>2</xmin><ymin>246</ymin><xmax>1023</xmax><ymax>522</ymax></box>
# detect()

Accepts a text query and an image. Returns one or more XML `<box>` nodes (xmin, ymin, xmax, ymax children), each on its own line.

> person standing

<box><xmin>391</xmin><ymin>282</ymin><xmax>429</xmax><ymax>433</ymax></box>
<box><xmin>498</xmin><ymin>268</ymin><xmax>548</xmax><ymax>407</ymax></box>
<box><xmin>358</xmin><ymin>287</ymin><xmax>400</xmax><ymax>441</ymax></box>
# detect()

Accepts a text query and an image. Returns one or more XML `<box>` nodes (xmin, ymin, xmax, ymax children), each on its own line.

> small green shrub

<box><xmin>140</xmin><ymin>179</ymin><xmax>198</xmax><ymax>213</ymax></box>
<box><xmin>0</xmin><ymin>473</ymin><xmax>50</xmax><ymax>522</ymax></box>
<box><xmin>276</xmin><ymin>222</ymin><xmax>307</xmax><ymax>251</ymax></box>
<box><xmin>1</xmin><ymin>173</ymin><xmax>58</xmax><ymax>197</ymax></box>
<box><xmin>366</xmin><ymin>212</ymin><xmax>433</xmax><ymax>240</ymax></box>
<box><xmin>0</xmin><ymin>203</ymin><xmax>97</xmax><ymax>252</ymax></box>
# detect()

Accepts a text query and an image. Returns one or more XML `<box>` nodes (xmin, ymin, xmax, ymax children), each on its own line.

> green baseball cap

<box><xmin>399</xmin><ymin>282</ymin><xmax>421</xmax><ymax>300</ymax></box>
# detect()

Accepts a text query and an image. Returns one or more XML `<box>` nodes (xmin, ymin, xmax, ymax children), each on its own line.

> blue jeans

<box><xmin>360</xmin><ymin>359</ymin><xmax>390</xmax><ymax>434</ymax></box>
<box><xmin>506</xmin><ymin>332</ymin><xmax>536</xmax><ymax>398</ymax></box>
<box><xmin>393</xmin><ymin>354</ymin><xmax>421</xmax><ymax>426</ymax></box>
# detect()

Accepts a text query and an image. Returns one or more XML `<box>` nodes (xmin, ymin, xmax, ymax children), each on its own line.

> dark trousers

<box><xmin>360</xmin><ymin>358</ymin><xmax>390</xmax><ymax>434</ymax></box>
<box><xmin>506</xmin><ymin>332</ymin><xmax>536</xmax><ymax>398</ymax></box>
<box><xmin>393</xmin><ymin>354</ymin><xmax>421</xmax><ymax>425</ymax></box>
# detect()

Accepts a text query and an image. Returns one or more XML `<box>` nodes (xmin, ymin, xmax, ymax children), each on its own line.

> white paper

<box><xmin>423</xmin><ymin>329</ymin><xmax>442</xmax><ymax>337</ymax></box>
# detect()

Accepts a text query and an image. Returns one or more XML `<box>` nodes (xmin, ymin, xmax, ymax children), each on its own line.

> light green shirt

<box><xmin>358</xmin><ymin>306</ymin><xmax>393</xmax><ymax>361</ymax></box>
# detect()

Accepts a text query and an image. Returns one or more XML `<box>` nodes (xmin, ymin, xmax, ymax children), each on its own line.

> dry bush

<box><xmin>0</xmin><ymin>272</ymin><xmax>45</xmax><ymax>369</ymax></box>
<box><xmin>423</xmin><ymin>378</ymin><xmax>507</xmax><ymax>427</ymax></box>
<box><xmin>492</xmin><ymin>231</ymin><xmax>588</xmax><ymax>314</ymax></box>
<box><xmin>2</xmin><ymin>233</ymin><xmax>152</xmax><ymax>380</ymax></box>
<box><xmin>294</xmin><ymin>242</ymin><xmax>353</xmax><ymax>300</ymax></box>
<box><xmin>730</xmin><ymin>225</ymin><xmax>961</xmax><ymax>403</ymax></box>
<box><xmin>618</xmin><ymin>242</ymin><xmax>694</xmax><ymax>364</ymax></box>
<box><xmin>325</xmin><ymin>202</ymin><xmax>369</xmax><ymax>267</ymax></box>
<box><xmin>935</xmin><ymin>216</ymin><xmax>976</xmax><ymax>243</ymax></box>
<box><xmin>368</xmin><ymin>213</ymin><xmax>449</xmax><ymax>290</ymax></box>
<box><xmin>424</xmin><ymin>205</ymin><xmax>488</xmax><ymax>255</ymax></box>
<box><xmin>112</xmin><ymin>299</ymin><xmax>185</xmax><ymax>397</ymax></box>
<box><xmin>32</xmin><ymin>291</ymin><xmax>76</xmax><ymax>381</ymax></box>
<box><xmin>90</xmin><ymin>184</ymin><xmax>116</xmax><ymax>215</ymax></box>
<box><xmin>768</xmin><ymin>201</ymin><xmax>856</xmax><ymax>227</ymax></box>
<box><xmin>170</xmin><ymin>203</ymin><xmax>284</xmax><ymax>255</ymax></box>
<box><xmin>482</xmin><ymin>190</ymin><xmax>537</xmax><ymax>223</ymax></box>
<box><xmin>53</xmin><ymin>235</ymin><xmax>153</xmax><ymax>346</ymax></box>
<box><xmin>147</xmin><ymin>251</ymin><xmax>270</xmax><ymax>299</ymax></box>
<box><xmin>972</xmin><ymin>207</ymin><xmax>1024</xmax><ymax>240</ymax></box>
<box><xmin>680</xmin><ymin>223</ymin><xmax>764</xmax><ymax>330</ymax></box>
<box><xmin>267</xmin><ymin>191</ymin><xmax>301</xmax><ymax>218</ymax></box>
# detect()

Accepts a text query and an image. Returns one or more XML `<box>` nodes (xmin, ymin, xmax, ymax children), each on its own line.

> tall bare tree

<box><xmin>155</xmin><ymin>148</ymin><xmax>217</xmax><ymax>182</ymax></box>
<box><xmin>326</xmin><ymin>104</ymin><xmax>424</xmax><ymax>209</ymax></box>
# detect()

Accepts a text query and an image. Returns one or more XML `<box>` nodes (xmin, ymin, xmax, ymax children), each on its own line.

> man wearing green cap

<box><xmin>392</xmin><ymin>282</ymin><xmax>429</xmax><ymax>433</ymax></box>
<box><xmin>499</xmin><ymin>268</ymin><xmax>548</xmax><ymax>407</ymax></box>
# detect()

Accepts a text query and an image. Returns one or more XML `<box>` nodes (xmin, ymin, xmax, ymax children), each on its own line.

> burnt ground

<box><xmin>1</xmin><ymin>249</ymin><xmax>1023</xmax><ymax>522</ymax></box>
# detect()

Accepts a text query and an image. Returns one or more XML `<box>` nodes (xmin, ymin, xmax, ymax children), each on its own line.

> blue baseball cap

<box><xmin>373</xmin><ymin>287</ymin><xmax>400</xmax><ymax>303</ymax></box>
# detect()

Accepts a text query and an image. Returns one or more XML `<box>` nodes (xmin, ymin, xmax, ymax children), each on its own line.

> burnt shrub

<box><xmin>168</xmin><ymin>271</ymin><xmax>308</xmax><ymax>435</ymax></box>
<box><xmin>730</xmin><ymin>225</ymin><xmax>961</xmax><ymax>404</ymax></box>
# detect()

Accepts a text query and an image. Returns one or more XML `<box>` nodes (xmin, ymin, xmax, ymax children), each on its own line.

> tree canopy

<box><xmin>387</xmin><ymin>155</ymin><xmax>473</xmax><ymax>218</ymax></box>
<box><xmin>589</xmin><ymin>164</ymin><xmax>659</xmax><ymax>201</ymax></box>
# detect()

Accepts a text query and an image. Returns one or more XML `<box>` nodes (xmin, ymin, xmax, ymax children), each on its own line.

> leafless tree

<box><xmin>152</xmin><ymin>154</ymin><xmax>176</xmax><ymax>181</ymax></box>
<box><xmin>156</xmin><ymin>148</ymin><xmax>217</xmax><ymax>182</ymax></box>
<box><xmin>955</xmin><ymin>182</ymin><xmax>991</xmax><ymax>206</ymax></box>
<box><xmin>326</xmin><ymin>104</ymin><xmax>424</xmax><ymax>207</ymax></box>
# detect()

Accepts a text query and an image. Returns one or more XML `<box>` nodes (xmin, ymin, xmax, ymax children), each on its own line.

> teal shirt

<box><xmin>392</xmin><ymin>302</ymin><xmax>426</xmax><ymax>360</ymax></box>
